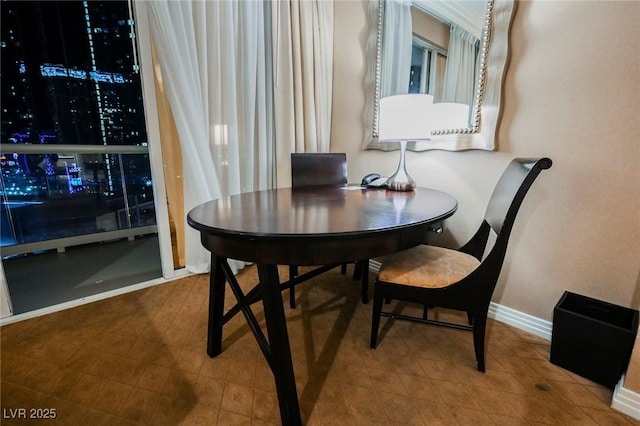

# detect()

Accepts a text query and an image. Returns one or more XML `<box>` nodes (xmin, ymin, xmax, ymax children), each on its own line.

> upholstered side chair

<box><xmin>370</xmin><ymin>157</ymin><xmax>552</xmax><ymax>372</ymax></box>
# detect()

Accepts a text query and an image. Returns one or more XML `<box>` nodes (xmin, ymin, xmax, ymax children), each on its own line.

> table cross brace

<box><xmin>217</xmin><ymin>260</ymin><xmax>342</xmax><ymax>371</ymax></box>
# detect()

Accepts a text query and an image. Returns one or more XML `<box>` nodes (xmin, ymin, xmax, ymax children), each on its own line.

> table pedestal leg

<box><xmin>208</xmin><ymin>254</ymin><xmax>226</xmax><ymax>357</ymax></box>
<box><xmin>257</xmin><ymin>264</ymin><xmax>302</xmax><ymax>425</ymax></box>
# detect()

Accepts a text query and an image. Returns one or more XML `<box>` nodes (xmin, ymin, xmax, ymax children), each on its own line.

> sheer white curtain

<box><xmin>148</xmin><ymin>1</ymin><xmax>273</xmax><ymax>273</ymax></box>
<box><xmin>272</xmin><ymin>0</ymin><xmax>334</xmax><ymax>186</ymax></box>
<box><xmin>442</xmin><ymin>25</ymin><xmax>479</xmax><ymax>105</ymax></box>
<box><xmin>380</xmin><ymin>0</ymin><xmax>412</xmax><ymax>98</ymax></box>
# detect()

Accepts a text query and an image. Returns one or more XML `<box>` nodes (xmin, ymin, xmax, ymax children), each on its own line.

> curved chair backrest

<box><xmin>485</xmin><ymin>157</ymin><xmax>552</xmax><ymax>239</ymax></box>
<box><xmin>291</xmin><ymin>153</ymin><xmax>348</xmax><ymax>188</ymax></box>
<box><xmin>455</xmin><ymin>157</ymin><xmax>552</xmax><ymax>305</ymax></box>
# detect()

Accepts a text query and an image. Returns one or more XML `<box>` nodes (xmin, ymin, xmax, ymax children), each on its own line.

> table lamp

<box><xmin>378</xmin><ymin>94</ymin><xmax>471</xmax><ymax>191</ymax></box>
<box><xmin>378</xmin><ymin>94</ymin><xmax>434</xmax><ymax>191</ymax></box>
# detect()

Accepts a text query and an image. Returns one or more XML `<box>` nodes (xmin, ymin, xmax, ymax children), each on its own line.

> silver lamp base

<box><xmin>386</xmin><ymin>140</ymin><xmax>415</xmax><ymax>191</ymax></box>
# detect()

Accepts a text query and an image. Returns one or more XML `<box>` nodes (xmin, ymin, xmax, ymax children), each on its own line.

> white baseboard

<box><xmin>369</xmin><ymin>260</ymin><xmax>382</xmax><ymax>274</ymax></box>
<box><xmin>369</xmin><ymin>260</ymin><xmax>640</xmax><ymax>420</ymax></box>
<box><xmin>488</xmin><ymin>302</ymin><xmax>552</xmax><ymax>340</ymax></box>
<box><xmin>612</xmin><ymin>377</ymin><xmax>640</xmax><ymax>421</ymax></box>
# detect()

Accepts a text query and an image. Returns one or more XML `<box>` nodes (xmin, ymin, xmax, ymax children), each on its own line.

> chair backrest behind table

<box><xmin>291</xmin><ymin>153</ymin><xmax>347</xmax><ymax>188</ymax></box>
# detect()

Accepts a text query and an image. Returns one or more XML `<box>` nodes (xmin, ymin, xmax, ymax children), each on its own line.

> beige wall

<box><xmin>411</xmin><ymin>5</ymin><xmax>448</xmax><ymax>50</ymax></box>
<box><xmin>331</xmin><ymin>0</ymin><xmax>640</xmax><ymax>390</ymax></box>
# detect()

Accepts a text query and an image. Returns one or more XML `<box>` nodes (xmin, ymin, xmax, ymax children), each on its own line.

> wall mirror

<box><xmin>363</xmin><ymin>0</ymin><xmax>516</xmax><ymax>151</ymax></box>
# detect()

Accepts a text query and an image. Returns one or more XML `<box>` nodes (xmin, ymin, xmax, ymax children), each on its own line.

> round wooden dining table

<box><xmin>187</xmin><ymin>185</ymin><xmax>457</xmax><ymax>425</ymax></box>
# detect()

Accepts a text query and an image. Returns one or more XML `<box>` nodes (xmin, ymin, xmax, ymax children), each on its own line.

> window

<box><xmin>408</xmin><ymin>36</ymin><xmax>447</xmax><ymax>100</ymax></box>
<box><xmin>1</xmin><ymin>1</ymin><xmax>156</xmax><ymax>249</ymax></box>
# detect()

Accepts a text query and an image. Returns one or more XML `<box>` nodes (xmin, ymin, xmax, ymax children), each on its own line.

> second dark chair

<box><xmin>289</xmin><ymin>153</ymin><xmax>369</xmax><ymax>308</ymax></box>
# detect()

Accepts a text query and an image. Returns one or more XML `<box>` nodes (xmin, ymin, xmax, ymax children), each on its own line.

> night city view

<box><xmin>1</xmin><ymin>1</ymin><xmax>156</xmax><ymax>248</ymax></box>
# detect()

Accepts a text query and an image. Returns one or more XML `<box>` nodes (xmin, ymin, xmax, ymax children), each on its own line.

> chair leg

<box><xmin>422</xmin><ymin>304</ymin><xmax>428</xmax><ymax>320</ymax></box>
<box><xmin>352</xmin><ymin>262</ymin><xmax>362</xmax><ymax>280</ymax></box>
<box><xmin>341</xmin><ymin>263</ymin><xmax>347</xmax><ymax>274</ymax></box>
<box><xmin>360</xmin><ymin>260</ymin><xmax>369</xmax><ymax>304</ymax></box>
<box><xmin>370</xmin><ymin>284</ymin><xmax>383</xmax><ymax>348</ymax></box>
<box><xmin>288</xmin><ymin>265</ymin><xmax>298</xmax><ymax>309</ymax></box>
<box><xmin>472</xmin><ymin>313</ymin><xmax>487</xmax><ymax>372</ymax></box>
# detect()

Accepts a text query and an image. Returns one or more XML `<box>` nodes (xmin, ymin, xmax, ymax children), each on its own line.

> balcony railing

<box><xmin>0</xmin><ymin>143</ymin><xmax>157</xmax><ymax>256</ymax></box>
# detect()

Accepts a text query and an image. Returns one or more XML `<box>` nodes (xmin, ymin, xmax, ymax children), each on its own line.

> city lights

<box><xmin>1</xmin><ymin>1</ymin><xmax>155</xmax><ymax>246</ymax></box>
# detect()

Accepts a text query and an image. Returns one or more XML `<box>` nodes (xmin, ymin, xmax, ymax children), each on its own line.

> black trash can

<box><xmin>550</xmin><ymin>291</ymin><xmax>639</xmax><ymax>389</ymax></box>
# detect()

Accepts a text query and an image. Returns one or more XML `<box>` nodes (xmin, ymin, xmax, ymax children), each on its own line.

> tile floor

<box><xmin>1</xmin><ymin>265</ymin><xmax>639</xmax><ymax>425</ymax></box>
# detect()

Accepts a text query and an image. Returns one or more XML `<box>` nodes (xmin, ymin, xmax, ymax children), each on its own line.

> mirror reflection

<box><xmin>364</xmin><ymin>0</ymin><xmax>516</xmax><ymax>152</ymax></box>
<box><xmin>381</xmin><ymin>0</ymin><xmax>488</xmax><ymax>133</ymax></box>
<box><xmin>382</xmin><ymin>0</ymin><xmax>487</xmax><ymax>118</ymax></box>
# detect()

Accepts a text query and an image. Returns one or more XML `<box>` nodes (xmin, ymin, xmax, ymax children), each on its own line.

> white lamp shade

<box><xmin>378</xmin><ymin>94</ymin><xmax>470</xmax><ymax>142</ymax></box>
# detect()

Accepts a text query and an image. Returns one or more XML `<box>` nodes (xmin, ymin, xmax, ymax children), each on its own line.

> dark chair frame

<box><xmin>288</xmin><ymin>153</ymin><xmax>369</xmax><ymax>308</ymax></box>
<box><xmin>370</xmin><ymin>158</ymin><xmax>552</xmax><ymax>372</ymax></box>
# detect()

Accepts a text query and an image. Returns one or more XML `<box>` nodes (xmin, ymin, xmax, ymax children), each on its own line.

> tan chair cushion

<box><xmin>378</xmin><ymin>245</ymin><xmax>480</xmax><ymax>289</ymax></box>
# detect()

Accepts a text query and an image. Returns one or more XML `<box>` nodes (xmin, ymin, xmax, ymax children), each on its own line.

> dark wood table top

<box><xmin>187</xmin><ymin>185</ymin><xmax>457</xmax><ymax>265</ymax></box>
